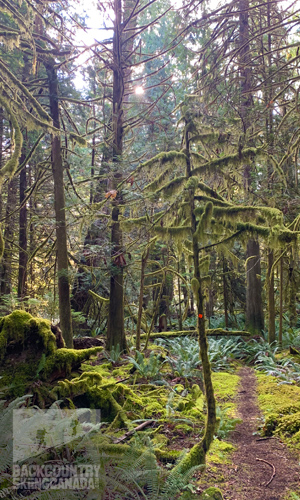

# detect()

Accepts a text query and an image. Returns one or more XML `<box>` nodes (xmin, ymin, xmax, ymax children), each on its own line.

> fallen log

<box><xmin>139</xmin><ymin>329</ymin><xmax>251</xmax><ymax>340</ymax></box>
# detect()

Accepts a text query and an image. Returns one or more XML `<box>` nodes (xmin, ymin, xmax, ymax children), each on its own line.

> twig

<box><xmin>256</xmin><ymin>437</ymin><xmax>274</xmax><ymax>441</ymax></box>
<box><xmin>113</xmin><ymin>420</ymin><xmax>155</xmax><ymax>443</ymax></box>
<box><xmin>256</xmin><ymin>457</ymin><xmax>276</xmax><ymax>487</ymax></box>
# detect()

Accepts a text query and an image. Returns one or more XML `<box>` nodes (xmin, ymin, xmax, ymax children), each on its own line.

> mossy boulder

<box><xmin>200</xmin><ymin>487</ymin><xmax>224</xmax><ymax>500</ymax></box>
<box><xmin>0</xmin><ymin>310</ymin><xmax>57</xmax><ymax>363</ymax></box>
<box><xmin>0</xmin><ymin>310</ymin><xmax>103</xmax><ymax>398</ymax></box>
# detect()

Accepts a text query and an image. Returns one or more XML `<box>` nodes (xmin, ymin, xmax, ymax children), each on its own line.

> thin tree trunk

<box><xmin>267</xmin><ymin>249</ymin><xmax>275</xmax><ymax>343</ymax></box>
<box><xmin>0</xmin><ymin>176</ymin><xmax>18</xmax><ymax>297</ymax></box>
<box><xmin>178</xmin><ymin>260</ymin><xmax>183</xmax><ymax>331</ymax></box>
<box><xmin>45</xmin><ymin>58</ymin><xmax>73</xmax><ymax>348</ymax></box>
<box><xmin>223</xmin><ymin>256</ymin><xmax>229</xmax><ymax>328</ymax></box>
<box><xmin>136</xmin><ymin>246</ymin><xmax>149</xmax><ymax>350</ymax></box>
<box><xmin>18</xmin><ymin>159</ymin><xmax>27</xmax><ymax>300</ymax></box>
<box><xmin>279</xmin><ymin>255</ymin><xmax>283</xmax><ymax>347</ymax></box>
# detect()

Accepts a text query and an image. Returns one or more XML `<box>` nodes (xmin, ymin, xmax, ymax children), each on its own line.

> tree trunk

<box><xmin>288</xmin><ymin>255</ymin><xmax>297</xmax><ymax>327</ymax></box>
<box><xmin>0</xmin><ymin>176</ymin><xmax>18</xmax><ymax>298</ymax></box>
<box><xmin>107</xmin><ymin>0</ymin><xmax>127</xmax><ymax>351</ymax></box>
<box><xmin>223</xmin><ymin>256</ymin><xmax>229</xmax><ymax>328</ymax></box>
<box><xmin>279</xmin><ymin>255</ymin><xmax>283</xmax><ymax>347</ymax></box>
<box><xmin>45</xmin><ymin>58</ymin><xmax>73</xmax><ymax>348</ymax></box>
<box><xmin>176</xmin><ymin>125</ymin><xmax>216</xmax><ymax>473</ymax></box>
<box><xmin>239</xmin><ymin>0</ymin><xmax>265</xmax><ymax>335</ymax></box>
<box><xmin>245</xmin><ymin>239</ymin><xmax>264</xmax><ymax>334</ymax></box>
<box><xmin>267</xmin><ymin>249</ymin><xmax>275</xmax><ymax>343</ymax></box>
<box><xmin>18</xmin><ymin>160</ymin><xmax>27</xmax><ymax>300</ymax></box>
<box><xmin>136</xmin><ymin>246</ymin><xmax>149</xmax><ymax>350</ymax></box>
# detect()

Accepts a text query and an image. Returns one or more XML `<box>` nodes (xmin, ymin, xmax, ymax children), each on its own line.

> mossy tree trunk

<box><xmin>223</xmin><ymin>256</ymin><xmax>229</xmax><ymax>328</ymax></box>
<box><xmin>45</xmin><ymin>58</ymin><xmax>73</xmax><ymax>348</ymax></box>
<box><xmin>267</xmin><ymin>249</ymin><xmax>275</xmax><ymax>343</ymax></box>
<box><xmin>136</xmin><ymin>246</ymin><xmax>150</xmax><ymax>350</ymax></box>
<box><xmin>177</xmin><ymin>126</ymin><xmax>216</xmax><ymax>473</ymax></box>
<box><xmin>279</xmin><ymin>255</ymin><xmax>283</xmax><ymax>347</ymax></box>
<box><xmin>18</xmin><ymin>157</ymin><xmax>27</xmax><ymax>301</ymax></box>
<box><xmin>0</xmin><ymin>176</ymin><xmax>18</xmax><ymax>298</ymax></box>
<box><xmin>288</xmin><ymin>254</ymin><xmax>297</xmax><ymax>327</ymax></box>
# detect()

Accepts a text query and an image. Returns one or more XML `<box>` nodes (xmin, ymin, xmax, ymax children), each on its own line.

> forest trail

<box><xmin>204</xmin><ymin>367</ymin><xmax>299</xmax><ymax>500</ymax></box>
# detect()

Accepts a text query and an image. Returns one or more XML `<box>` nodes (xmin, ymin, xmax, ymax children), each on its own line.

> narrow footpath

<box><xmin>222</xmin><ymin>366</ymin><xmax>299</xmax><ymax>500</ymax></box>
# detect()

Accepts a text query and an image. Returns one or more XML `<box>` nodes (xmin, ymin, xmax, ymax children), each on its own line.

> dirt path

<box><xmin>219</xmin><ymin>366</ymin><xmax>299</xmax><ymax>499</ymax></box>
<box><xmin>201</xmin><ymin>366</ymin><xmax>299</xmax><ymax>499</ymax></box>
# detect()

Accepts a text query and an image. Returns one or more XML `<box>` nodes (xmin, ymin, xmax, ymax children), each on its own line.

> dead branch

<box><xmin>256</xmin><ymin>457</ymin><xmax>276</xmax><ymax>487</ymax></box>
<box><xmin>113</xmin><ymin>420</ymin><xmax>155</xmax><ymax>443</ymax></box>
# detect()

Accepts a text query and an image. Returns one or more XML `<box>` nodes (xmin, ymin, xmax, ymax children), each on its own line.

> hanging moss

<box><xmin>191</xmin><ymin>146</ymin><xmax>264</xmax><ymax>176</ymax></box>
<box><xmin>154</xmin><ymin>176</ymin><xmax>187</xmax><ymax>199</ymax></box>
<box><xmin>69</xmin><ymin>132</ymin><xmax>87</xmax><ymax>147</ymax></box>
<box><xmin>154</xmin><ymin>225</ymin><xmax>192</xmax><ymax>243</ymax></box>
<box><xmin>191</xmin><ymin>277</ymin><xmax>200</xmax><ymax>295</ymax></box>
<box><xmin>235</xmin><ymin>221</ymin><xmax>270</xmax><ymax>237</ymax></box>
<box><xmin>144</xmin><ymin>166</ymin><xmax>173</xmax><ymax>192</ymax></box>
<box><xmin>195</xmin><ymin>195</ymin><xmax>231</xmax><ymax>207</ymax></box>
<box><xmin>185</xmin><ymin>175</ymin><xmax>199</xmax><ymax>192</ymax></box>
<box><xmin>195</xmin><ymin>202</ymin><xmax>213</xmax><ymax>240</ymax></box>
<box><xmin>0</xmin><ymin>61</ymin><xmax>52</xmax><ymax>124</ymax></box>
<box><xmin>134</xmin><ymin>150</ymin><xmax>187</xmax><ymax>177</ymax></box>
<box><xmin>0</xmin><ymin>95</ymin><xmax>23</xmax><ymax>184</ymax></box>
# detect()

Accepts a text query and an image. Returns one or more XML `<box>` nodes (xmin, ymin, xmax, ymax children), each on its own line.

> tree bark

<box><xmin>245</xmin><ymin>239</ymin><xmax>264</xmax><ymax>334</ymax></box>
<box><xmin>18</xmin><ymin>159</ymin><xmax>27</xmax><ymax>300</ymax></box>
<box><xmin>0</xmin><ymin>176</ymin><xmax>18</xmax><ymax>298</ymax></box>
<box><xmin>267</xmin><ymin>249</ymin><xmax>275</xmax><ymax>343</ymax></box>
<box><xmin>136</xmin><ymin>246</ymin><xmax>149</xmax><ymax>350</ymax></box>
<box><xmin>239</xmin><ymin>0</ymin><xmax>264</xmax><ymax>335</ymax></box>
<box><xmin>107</xmin><ymin>0</ymin><xmax>127</xmax><ymax>351</ymax></box>
<box><xmin>45</xmin><ymin>58</ymin><xmax>73</xmax><ymax>348</ymax></box>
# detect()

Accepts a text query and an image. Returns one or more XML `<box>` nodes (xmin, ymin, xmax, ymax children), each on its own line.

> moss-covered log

<box><xmin>138</xmin><ymin>329</ymin><xmax>251</xmax><ymax>340</ymax></box>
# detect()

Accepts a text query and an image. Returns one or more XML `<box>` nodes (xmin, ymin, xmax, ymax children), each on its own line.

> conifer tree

<box><xmin>124</xmin><ymin>95</ymin><xmax>297</xmax><ymax>468</ymax></box>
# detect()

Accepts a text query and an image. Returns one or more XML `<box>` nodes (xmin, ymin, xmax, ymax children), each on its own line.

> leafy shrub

<box><xmin>127</xmin><ymin>350</ymin><xmax>165</xmax><ymax>380</ymax></box>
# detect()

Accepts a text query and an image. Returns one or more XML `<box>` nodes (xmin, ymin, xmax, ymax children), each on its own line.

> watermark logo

<box><xmin>12</xmin><ymin>407</ymin><xmax>101</xmax><ymax>491</ymax></box>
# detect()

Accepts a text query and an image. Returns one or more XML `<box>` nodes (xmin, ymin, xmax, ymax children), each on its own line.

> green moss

<box><xmin>0</xmin><ymin>310</ymin><xmax>57</xmax><ymax>363</ymax></box>
<box><xmin>174</xmin><ymin>423</ymin><xmax>194</xmax><ymax>434</ymax></box>
<box><xmin>200</xmin><ymin>487</ymin><xmax>224</xmax><ymax>500</ymax></box>
<box><xmin>151</xmin><ymin>433</ymin><xmax>169</xmax><ymax>448</ymax></box>
<box><xmin>155</xmin><ymin>448</ymin><xmax>182</xmax><ymax>463</ymax></box>
<box><xmin>207</xmin><ymin>439</ymin><xmax>235</xmax><ymax>465</ymax></box>
<box><xmin>257</xmin><ymin>373</ymin><xmax>300</xmax><ymax>447</ymax></box>
<box><xmin>257</xmin><ymin>373</ymin><xmax>300</xmax><ymax>415</ymax></box>
<box><xmin>212</xmin><ymin>372</ymin><xmax>240</xmax><ymax>414</ymax></box>
<box><xmin>44</xmin><ymin>347</ymin><xmax>103</xmax><ymax>379</ymax></box>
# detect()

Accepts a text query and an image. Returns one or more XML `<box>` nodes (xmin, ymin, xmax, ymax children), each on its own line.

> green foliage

<box><xmin>127</xmin><ymin>351</ymin><xmax>165</xmax><ymax>380</ymax></box>
<box><xmin>163</xmin><ymin>337</ymin><xmax>202</xmax><ymax>378</ymax></box>
<box><xmin>103</xmin><ymin>343</ymin><xmax>124</xmax><ymax>364</ymax></box>
<box><xmin>215</xmin><ymin>407</ymin><xmax>240</xmax><ymax>440</ymax></box>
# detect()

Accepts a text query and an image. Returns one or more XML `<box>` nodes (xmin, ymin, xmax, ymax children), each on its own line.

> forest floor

<box><xmin>199</xmin><ymin>366</ymin><xmax>300</xmax><ymax>500</ymax></box>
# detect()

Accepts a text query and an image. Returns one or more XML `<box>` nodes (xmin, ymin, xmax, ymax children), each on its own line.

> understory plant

<box><xmin>127</xmin><ymin>350</ymin><xmax>165</xmax><ymax>380</ymax></box>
